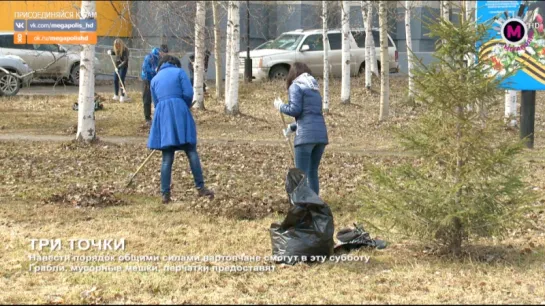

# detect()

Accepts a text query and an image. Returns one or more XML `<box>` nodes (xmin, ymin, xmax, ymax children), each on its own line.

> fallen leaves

<box><xmin>44</xmin><ymin>183</ymin><xmax>126</xmax><ymax>208</ymax></box>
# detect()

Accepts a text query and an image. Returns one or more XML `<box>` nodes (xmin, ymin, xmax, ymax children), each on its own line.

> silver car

<box><xmin>239</xmin><ymin>28</ymin><xmax>399</xmax><ymax>81</ymax></box>
<box><xmin>0</xmin><ymin>32</ymin><xmax>101</xmax><ymax>85</ymax></box>
<box><xmin>0</xmin><ymin>55</ymin><xmax>33</xmax><ymax>96</ymax></box>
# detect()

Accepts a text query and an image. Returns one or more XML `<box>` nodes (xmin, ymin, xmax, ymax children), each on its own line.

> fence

<box><xmin>61</xmin><ymin>44</ymin><xmax>213</xmax><ymax>81</ymax></box>
<box><xmin>93</xmin><ymin>45</ymin><xmax>148</xmax><ymax>79</ymax></box>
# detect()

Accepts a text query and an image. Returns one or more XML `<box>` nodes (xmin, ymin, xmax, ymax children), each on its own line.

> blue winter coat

<box><xmin>147</xmin><ymin>63</ymin><xmax>197</xmax><ymax>150</ymax></box>
<box><xmin>140</xmin><ymin>48</ymin><xmax>160</xmax><ymax>81</ymax></box>
<box><xmin>280</xmin><ymin>73</ymin><xmax>328</xmax><ymax>147</ymax></box>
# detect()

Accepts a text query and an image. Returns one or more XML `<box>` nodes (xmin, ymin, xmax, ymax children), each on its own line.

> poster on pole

<box><xmin>477</xmin><ymin>0</ymin><xmax>545</xmax><ymax>90</ymax></box>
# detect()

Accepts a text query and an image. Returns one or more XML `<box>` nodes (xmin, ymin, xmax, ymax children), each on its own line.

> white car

<box><xmin>239</xmin><ymin>28</ymin><xmax>399</xmax><ymax>81</ymax></box>
<box><xmin>0</xmin><ymin>54</ymin><xmax>33</xmax><ymax>96</ymax></box>
<box><xmin>0</xmin><ymin>32</ymin><xmax>101</xmax><ymax>85</ymax></box>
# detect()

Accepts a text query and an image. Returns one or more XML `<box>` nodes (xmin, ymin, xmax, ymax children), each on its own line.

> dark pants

<box><xmin>161</xmin><ymin>144</ymin><xmax>205</xmax><ymax>195</ymax></box>
<box><xmin>189</xmin><ymin>70</ymin><xmax>207</xmax><ymax>92</ymax></box>
<box><xmin>143</xmin><ymin>80</ymin><xmax>152</xmax><ymax>121</ymax></box>
<box><xmin>114</xmin><ymin>66</ymin><xmax>128</xmax><ymax>96</ymax></box>
<box><xmin>294</xmin><ymin>143</ymin><xmax>326</xmax><ymax>196</ymax></box>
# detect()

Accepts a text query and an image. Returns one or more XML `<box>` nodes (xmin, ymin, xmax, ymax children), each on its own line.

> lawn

<box><xmin>1</xmin><ymin>76</ymin><xmax>545</xmax><ymax>304</ymax></box>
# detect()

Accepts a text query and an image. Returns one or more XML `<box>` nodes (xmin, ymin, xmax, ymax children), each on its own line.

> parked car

<box><xmin>254</xmin><ymin>40</ymin><xmax>273</xmax><ymax>50</ymax></box>
<box><xmin>239</xmin><ymin>28</ymin><xmax>399</xmax><ymax>81</ymax></box>
<box><xmin>0</xmin><ymin>54</ymin><xmax>33</xmax><ymax>96</ymax></box>
<box><xmin>0</xmin><ymin>32</ymin><xmax>101</xmax><ymax>86</ymax></box>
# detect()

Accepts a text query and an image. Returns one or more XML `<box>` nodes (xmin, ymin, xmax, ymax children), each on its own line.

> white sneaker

<box><xmin>120</xmin><ymin>96</ymin><xmax>131</xmax><ymax>103</ymax></box>
<box><xmin>112</xmin><ymin>95</ymin><xmax>119</xmax><ymax>101</ymax></box>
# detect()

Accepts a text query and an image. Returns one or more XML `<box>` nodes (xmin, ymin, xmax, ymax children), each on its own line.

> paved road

<box><xmin>17</xmin><ymin>74</ymin><xmax>141</xmax><ymax>96</ymax></box>
<box><xmin>17</xmin><ymin>73</ymin><xmax>405</xmax><ymax>96</ymax></box>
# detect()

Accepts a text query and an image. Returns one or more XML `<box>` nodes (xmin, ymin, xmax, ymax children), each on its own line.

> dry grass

<box><xmin>1</xmin><ymin>77</ymin><xmax>545</xmax><ymax>304</ymax></box>
<box><xmin>0</xmin><ymin>77</ymin><xmax>416</xmax><ymax>149</ymax></box>
<box><xmin>2</xmin><ymin>198</ymin><xmax>545</xmax><ymax>304</ymax></box>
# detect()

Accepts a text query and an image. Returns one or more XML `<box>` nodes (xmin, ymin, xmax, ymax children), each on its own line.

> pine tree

<box><xmin>360</xmin><ymin>10</ymin><xmax>535</xmax><ymax>255</ymax></box>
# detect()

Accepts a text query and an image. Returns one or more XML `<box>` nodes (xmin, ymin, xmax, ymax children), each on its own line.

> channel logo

<box><xmin>501</xmin><ymin>18</ymin><xmax>528</xmax><ymax>45</ymax></box>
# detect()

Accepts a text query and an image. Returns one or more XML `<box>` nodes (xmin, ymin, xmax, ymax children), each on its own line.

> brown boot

<box><xmin>197</xmin><ymin>187</ymin><xmax>215</xmax><ymax>200</ymax></box>
<box><xmin>162</xmin><ymin>193</ymin><xmax>171</xmax><ymax>204</ymax></box>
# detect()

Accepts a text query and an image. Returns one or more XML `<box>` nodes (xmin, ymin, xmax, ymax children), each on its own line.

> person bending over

<box><xmin>147</xmin><ymin>55</ymin><xmax>215</xmax><ymax>204</ymax></box>
<box><xmin>107</xmin><ymin>38</ymin><xmax>131</xmax><ymax>102</ymax></box>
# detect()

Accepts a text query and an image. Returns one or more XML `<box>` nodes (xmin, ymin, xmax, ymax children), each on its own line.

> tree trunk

<box><xmin>192</xmin><ymin>1</ymin><xmax>206</xmax><ymax>110</ymax></box>
<box><xmin>341</xmin><ymin>0</ymin><xmax>351</xmax><ymax>104</ymax></box>
<box><xmin>441</xmin><ymin>0</ymin><xmax>450</xmax><ymax>21</ymax></box>
<box><xmin>505</xmin><ymin>90</ymin><xmax>517</xmax><ymax>127</ymax></box>
<box><xmin>226</xmin><ymin>1</ymin><xmax>240</xmax><ymax>115</ymax></box>
<box><xmin>378</xmin><ymin>1</ymin><xmax>389</xmax><ymax>121</ymax></box>
<box><xmin>405</xmin><ymin>0</ymin><xmax>414</xmax><ymax>102</ymax></box>
<box><xmin>224</xmin><ymin>1</ymin><xmax>232</xmax><ymax>107</ymax></box>
<box><xmin>212</xmin><ymin>1</ymin><xmax>222</xmax><ymax>100</ymax></box>
<box><xmin>361</xmin><ymin>0</ymin><xmax>371</xmax><ymax>89</ymax></box>
<box><xmin>464</xmin><ymin>0</ymin><xmax>472</xmax><ymax>22</ymax></box>
<box><xmin>76</xmin><ymin>0</ymin><xmax>96</xmax><ymax>142</ymax></box>
<box><xmin>367</xmin><ymin>1</ymin><xmax>378</xmax><ymax>78</ymax></box>
<box><xmin>441</xmin><ymin>0</ymin><xmax>450</xmax><ymax>52</ymax></box>
<box><xmin>322</xmin><ymin>0</ymin><xmax>329</xmax><ymax>113</ymax></box>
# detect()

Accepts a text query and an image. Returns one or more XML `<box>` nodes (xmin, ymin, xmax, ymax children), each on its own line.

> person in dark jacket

<box><xmin>107</xmin><ymin>38</ymin><xmax>131</xmax><ymax>102</ymax></box>
<box><xmin>147</xmin><ymin>55</ymin><xmax>215</xmax><ymax>204</ymax></box>
<box><xmin>273</xmin><ymin>62</ymin><xmax>328</xmax><ymax>196</ymax></box>
<box><xmin>140</xmin><ymin>47</ymin><xmax>161</xmax><ymax>127</ymax></box>
<box><xmin>188</xmin><ymin>49</ymin><xmax>210</xmax><ymax>93</ymax></box>
<box><xmin>159</xmin><ymin>44</ymin><xmax>169</xmax><ymax>57</ymax></box>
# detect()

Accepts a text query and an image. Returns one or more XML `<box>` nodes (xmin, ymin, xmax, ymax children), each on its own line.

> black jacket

<box><xmin>110</xmin><ymin>47</ymin><xmax>130</xmax><ymax>69</ymax></box>
<box><xmin>188</xmin><ymin>50</ymin><xmax>211</xmax><ymax>72</ymax></box>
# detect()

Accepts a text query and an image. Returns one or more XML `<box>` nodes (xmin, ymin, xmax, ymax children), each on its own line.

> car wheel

<box><xmin>358</xmin><ymin>63</ymin><xmax>365</xmax><ymax>76</ymax></box>
<box><xmin>0</xmin><ymin>71</ymin><xmax>20</xmax><ymax>96</ymax></box>
<box><xmin>269</xmin><ymin>66</ymin><xmax>289</xmax><ymax>80</ymax></box>
<box><xmin>69</xmin><ymin>63</ymin><xmax>80</xmax><ymax>86</ymax></box>
<box><xmin>359</xmin><ymin>61</ymin><xmax>382</xmax><ymax>77</ymax></box>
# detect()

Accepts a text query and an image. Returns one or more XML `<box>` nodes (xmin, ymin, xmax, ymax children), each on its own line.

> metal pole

<box><xmin>244</xmin><ymin>0</ymin><xmax>252</xmax><ymax>83</ymax></box>
<box><xmin>520</xmin><ymin>90</ymin><xmax>536</xmax><ymax>149</ymax></box>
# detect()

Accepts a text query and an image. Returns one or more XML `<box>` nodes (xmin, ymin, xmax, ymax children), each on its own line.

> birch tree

<box><xmin>226</xmin><ymin>1</ymin><xmax>240</xmax><ymax>115</ymax></box>
<box><xmin>505</xmin><ymin>90</ymin><xmax>517</xmax><ymax>127</ymax></box>
<box><xmin>212</xmin><ymin>1</ymin><xmax>222</xmax><ymax>100</ymax></box>
<box><xmin>76</xmin><ymin>0</ymin><xmax>96</xmax><ymax>142</ymax></box>
<box><xmin>341</xmin><ymin>0</ymin><xmax>351</xmax><ymax>104</ymax></box>
<box><xmin>405</xmin><ymin>0</ymin><xmax>414</xmax><ymax>101</ymax></box>
<box><xmin>322</xmin><ymin>0</ymin><xmax>329</xmax><ymax>113</ymax></box>
<box><xmin>441</xmin><ymin>1</ymin><xmax>450</xmax><ymax>23</ymax></box>
<box><xmin>192</xmin><ymin>1</ymin><xmax>206</xmax><ymax>110</ymax></box>
<box><xmin>368</xmin><ymin>2</ymin><xmax>378</xmax><ymax>77</ymax></box>
<box><xmin>363</xmin><ymin>0</ymin><xmax>378</xmax><ymax>89</ymax></box>
<box><xmin>224</xmin><ymin>1</ymin><xmax>233</xmax><ymax>108</ymax></box>
<box><xmin>378</xmin><ymin>0</ymin><xmax>389</xmax><ymax>121</ymax></box>
<box><xmin>464</xmin><ymin>0</ymin><xmax>473</xmax><ymax>22</ymax></box>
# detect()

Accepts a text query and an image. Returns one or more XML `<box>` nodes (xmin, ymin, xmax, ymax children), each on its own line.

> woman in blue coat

<box><xmin>273</xmin><ymin>62</ymin><xmax>328</xmax><ymax>196</ymax></box>
<box><xmin>148</xmin><ymin>55</ymin><xmax>215</xmax><ymax>204</ymax></box>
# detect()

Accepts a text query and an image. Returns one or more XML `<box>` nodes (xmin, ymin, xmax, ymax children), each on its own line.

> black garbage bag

<box><xmin>269</xmin><ymin>168</ymin><xmax>335</xmax><ymax>265</ymax></box>
<box><xmin>334</xmin><ymin>223</ymin><xmax>388</xmax><ymax>254</ymax></box>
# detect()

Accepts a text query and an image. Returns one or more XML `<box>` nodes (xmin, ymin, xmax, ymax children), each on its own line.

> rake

<box><xmin>277</xmin><ymin>98</ymin><xmax>296</xmax><ymax>167</ymax></box>
<box><xmin>126</xmin><ymin>149</ymin><xmax>157</xmax><ymax>187</ymax></box>
<box><xmin>109</xmin><ymin>53</ymin><xmax>127</xmax><ymax>96</ymax></box>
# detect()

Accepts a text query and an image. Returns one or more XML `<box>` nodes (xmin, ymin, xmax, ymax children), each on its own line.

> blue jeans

<box><xmin>161</xmin><ymin>144</ymin><xmax>205</xmax><ymax>195</ymax></box>
<box><xmin>114</xmin><ymin>66</ymin><xmax>128</xmax><ymax>96</ymax></box>
<box><xmin>294</xmin><ymin>143</ymin><xmax>326</xmax><ymax>195</ymax></box>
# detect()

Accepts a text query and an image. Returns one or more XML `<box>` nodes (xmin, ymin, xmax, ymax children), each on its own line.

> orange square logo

<box><xmin>13</xmin><ymin>33</ymin><xmax>26</xmax><ymax>44</ymax></box>
<box><xmin>26</xmin><ymin>32</ymin><xmax>97</xmax><ymax>45</ymax></box>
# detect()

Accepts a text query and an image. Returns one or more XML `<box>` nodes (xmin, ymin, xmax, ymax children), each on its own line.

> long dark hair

<box><xmin>157</xmin><ymin>54</ymin><xmax>181</xmax><ymax>70</ymax></box>
<box><xmin>286</xmin><ymin>62</ymin><xmax>312</xmax><ymax>90</ymax></box>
